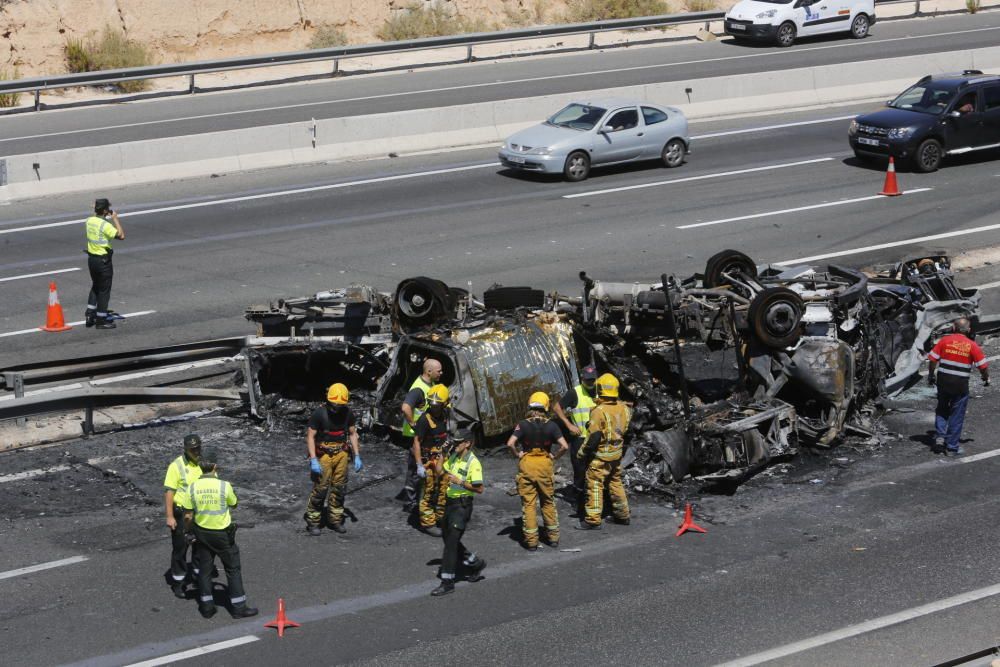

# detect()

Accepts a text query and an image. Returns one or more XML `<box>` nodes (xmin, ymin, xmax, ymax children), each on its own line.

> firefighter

<box><xmin>304</xmin><ymin>383</ymin><xmax>362</xmax><ymax>535</ymax></box>
<box><xmin>84</xmin><ymin>198</ymin><xmax>125</xmax><ymax>329</ymax></box>
<box><xmin>553</xmin><ymin>365</ymin><xmax>598</xmax><ymax>505</ymax></box>
<box><xmin>412</xmin><ymin>384</ymin><xmax>452</xmax><ymax>536</ymax></box>
<box><xmin>398</xmin><ymin>358</ymin><xmax>443</xmax><ymax>511</ymax></box>
<box><xmin>163</xmin><ymin>434</ymin><xmax>203</xmax><ymax>598</ymax></box>
<box><xmin>507</xmin><ymin>392</ymin><xmax>569</xmax><ymax>551</ymax></box>
<box><xmin>431</xmin><ymin>427</ymin><xmax>487</xmax><ymax>597</ymax></box>
<box><xmin>181</xmin><ymin>448</ymin><xmax>258</xmax><ymax>619</ymax></box>
<box><xmin>576</xmin><ymin>373</ymin><xmax>632</xmax><ymax>530</ymax></box>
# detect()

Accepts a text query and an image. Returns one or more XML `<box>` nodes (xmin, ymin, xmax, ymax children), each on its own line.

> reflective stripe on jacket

<box><xmin>187</xmin><ymin>475</ymin><xmax>237</xmax><ymax>530</ymax></box>
<box><xmin>590</xmin><ymin>402</ymin><xmax>631</xmax><ymax>462</ymax></box>
<box><xmin>444</xmin><ymin>451</ymin><xmax>482</xmax><ymax>498</ymax></box>
<box><xmin>85</xmin><ymin>216</ymin><xmax>114</xmax><ymax>256</ymax></box>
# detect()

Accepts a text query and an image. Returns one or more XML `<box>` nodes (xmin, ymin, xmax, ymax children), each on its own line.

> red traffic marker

<box><xmin>263</xmin><ymin>598</ymin><xmax>301</xmax><ymax>637</ymax></box>
<box><xmin>879</xmin><ymin>157</ymin><xmax>902</xmax><ymax>197</ymax></box>
<box><xmin>675</xmin><ymin>503</ymin><xmax>707</xmax><ymax>537</ymax></box>
<box><xmin>40</xmin><ymin>281</ymin><xmax>72</xmax><ymax>332</ymax></box>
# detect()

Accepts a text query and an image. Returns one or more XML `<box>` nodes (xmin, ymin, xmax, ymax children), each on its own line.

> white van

<box><xmin>724</xmin><ymin>0</ymin><xmax>875</xmax><ymax>47</ymax></box>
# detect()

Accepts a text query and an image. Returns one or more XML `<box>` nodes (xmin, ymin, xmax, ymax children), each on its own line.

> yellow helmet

<box><xmin>326</xmin><ymin>382</ymin><xmax>349</xmax><ymax>405</ymax></box>
<box><xmin>595</xmin><ymin>373</ymin><xmax>619</xmax><ymax>399</ymax></box>
<box><xmin>528</xmin><ymin>391</ymin><xmax>550</xmax><ymax>411</ymax></box>
<box><xmin>426</xmin><ymin>384</ymin><xmax>450</xmax><ymax>405</ymax></box>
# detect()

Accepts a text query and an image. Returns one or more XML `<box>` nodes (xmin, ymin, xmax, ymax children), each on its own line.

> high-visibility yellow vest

<box><xmin>163</xmin><ymin>454</ymin><xmax>202</xmax><ymax>509</ymax></box>
<box><xmin>187</xmin><ymin>474</ymin><xmax>237</xmax><ymax>530</ymax></box>
<box><xmin>402</xmin><ymin>376</ymin><xmax>434</xmax><ymax>437</ymax></box>
<box><xmin>569</xmin><ymin>385</ymin><xmax>596</xmax><ymax>439</ymax></box>
<box><xmin>444</xmin><ymin>450</ymin><xmax>483</xmax><ymax>498</ymax></box>
<box><xmin>85</xmin><ymin>216</ymin><xmax>115</xmax><ymax>256</ymax></box>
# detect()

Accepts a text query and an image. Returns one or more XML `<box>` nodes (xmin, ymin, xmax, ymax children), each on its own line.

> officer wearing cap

<box><xmin>431</xmin><ymin>427</ymin><xmax>487</xmax><ymax>597</ymax></box>
<box><xmin>553</xmin><ymin>365</ymin><xmax>598</xmax><ymax>506</ymax></box>
<box><xmin>163</xmin><ymin>434</ymin><xmax>203</xmax><ymax>598</ymax></box>
<box><xmin>181</xmin><ymin>447</ymin><xmax>258</xmax><ymax>620</ymax></box>
<box><xmin>84</xmin><ymin>198</ymin><xmax>125</xmax><ymax>329</ymax></box>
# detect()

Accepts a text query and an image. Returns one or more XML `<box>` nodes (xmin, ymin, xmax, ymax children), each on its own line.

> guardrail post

<box><xmin>83</xmin><ymin>404</ymin><xmax>95</xmax><ymax>436</ymax></box>
<box><xmin>588</xmin><ymin>32</ymin><xmax>596</xmax><ymax>49</ymax></box>
<box><xmin>332</xmin><ymin>59</ymin><xmax>340</xmax><ymax>76</ymax></box>
<box><xmin>466</xmin><ymin>44</ymin><xmax>473</xmax><ymax>62</ymax></box>
<box><xmin>914</xmin><ymin>0</ymin><xmax>921</xmax><ymax>14</ymax></box>
<box><xmin>188</xmin><ymin>74</ymin><xmax>196</xmax><ymax>94</ymax></box>
<box><xmin>13</xmin><ymin>373</ymin><xmax>25</xmax><ymax>427</ymax></box>
<box><xmin>33</xmin><ymin>90</ymin><xmax>40</xmax><ymax>111</ymax></box>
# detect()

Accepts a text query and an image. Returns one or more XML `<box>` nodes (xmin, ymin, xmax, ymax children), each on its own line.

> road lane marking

<box><xmin>957</xmin><ymin>448</ymin><xmax>1000</xmax><ymax>464</ymax></box>
<box><xmin>776</xmin><ymin>222</ymin><xmax>1000</xmax><ymax>265</ymax></box>
<box><xmin>122</xmin><ymin>636</ymin><xmax>260</xmax><ymax>667</ymax></box>
<box><xmin>3</xmin><ymin>26</ymin><xmax>998</xmax><ymax>144</ymax></box>
<box><xmin>0</xmin><ymin>267</ymin><xmax>80</xmax><ymax>282</ymax></box>
<box><xmin>692</xmin><ymin>115</ymin><xmax>856</xmax><ymax>139</ymax></box>
<box><xmin>713</xmin><ymin>581</ymin><xmax>1000</xmax><ymax>667</ymax></box>
<box><xmin>0</xmin><ymin>164</ymin><xmax>501</xmax><ymax>236</ymax></box>
<box><xmin>0</xmin><ymin>465</ymin><xmax>72</xmax><ymax>483</ymax></box>
<box><xmin>0</xmin><ymin>310</ymin><xmax>156</xmax><ymax>338</ymax></box>
<box><xmin>677</xmin><ymin>188</ymin><xmax>933</xmax><ymax>229</ymax></box>
<box><xmin>0</xmin><ymin>555</ymin><xmax>88</xmax><ymax>581</ymax></box>
<box><xmin>970</xmin><ymin>279</ymin><xmax>1000</xmax><ymax>291</ymax></box>
<box><xmin>563</xmin><ymin>157</ymin><xmax>835</xmax><ymax>199</ymax></box>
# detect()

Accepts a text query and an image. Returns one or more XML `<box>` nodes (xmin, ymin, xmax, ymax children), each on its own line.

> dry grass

<box><xmin>685</xmin><ymin>0</ymin><xmax>718</xmax><ymax>10</ymax></box>
<box><xmin>377</xmin><ymin>2</ymin><xmax>489</xmax><ymax>41</ymax></box>
<box><xmin>0</xmin><ymin>68</ymin><xmax>22</xmax><ymax>108</ymax></box>
<box><xmin>308</xmin><ymin>25</ymin><xmax>349</xmax><ymax>49</ymax></box>
<box><xmin>566</xmin><ymin>0</ymin><xmax>672</xmax><ymax>22</ymax></box>
<box><xmin>64</xmin><ymin>26</ymin><xmax>154</xmax><ymax>93</ymax></box>
<box><xmin>966</xmin><ymin>0</ymin><xmax>980</xmax><ymax>12</ymax></box>
<box><xmin>503</xmin><ymin>0</ymin><xmax>549</xmax><ymax>27</ymax></box>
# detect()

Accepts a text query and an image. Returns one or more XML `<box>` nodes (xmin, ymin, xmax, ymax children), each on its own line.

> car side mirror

<box><xmin>600</xmin><ymin>124</ymin><xmax>615</xmax><ymax>134</ymax></box>
<box><xmin>948</xmin><ymin>110</ymin><xmax>961</xmax><ymax>118</ymax></box>
<box><xmin>885</xmin><ymin>100</ymin><xmax>892</xmax><ymax>107</ymax></box>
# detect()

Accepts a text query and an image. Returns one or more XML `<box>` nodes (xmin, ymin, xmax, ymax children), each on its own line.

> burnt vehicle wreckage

<box><xmin>240</xmin><ymin>250</ymin><xmax>980</xmax><ymax>489</ymax></box>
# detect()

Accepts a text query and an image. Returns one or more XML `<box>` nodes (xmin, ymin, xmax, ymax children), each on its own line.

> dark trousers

<box><xmin>193</xmin><ymin>525</ymin><xmax>247</xmax><ymax>610</ymax></box>
<box><xmin>935</xmin><ymin>391</ymin><xmax>970</xmax><ymax>451</ymax></box>
<box><xmin>169</xmin><ymin>505</ymin><xmax>190</xmax><ymax>582</ymax></box>
<box><xmin>568</xmin><ymin>436</ymin><xmax>587</xmax><ymax>494</ymax></box>
<box><xmin>87</xmin><ymin>253</ymin><xmax>113</xmax><ymax>316</ymax></box>
<box><xmin>400</xmin><ymin>447</ymin><xmax>420</xmax><ymax>505</ymax></box>
<box><xmin>440</xmin><ymin>497</ymin><xmax>478</xmax><ymax>580</ymax></box>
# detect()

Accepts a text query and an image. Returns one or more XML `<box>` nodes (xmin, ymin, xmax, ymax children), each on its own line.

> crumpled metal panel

<box><xmin>459</xmin><ymin>315</ymin><xmax>578</xmax><ymax>437</ymax></box>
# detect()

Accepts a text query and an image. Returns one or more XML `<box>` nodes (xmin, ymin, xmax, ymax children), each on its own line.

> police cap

<box><xmin>183</xmin><ymin>434</ymin><xmax>202</xmax><ymax>450</ymax></box>
<box><xmin>95</xmin><ymin>198</ymin><xmax>111</xmax><ymax>213</ymax></box>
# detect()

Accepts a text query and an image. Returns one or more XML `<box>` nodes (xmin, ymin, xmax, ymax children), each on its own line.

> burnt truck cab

<box><xmin>849</xmin><ymin>70</ymin><xmax>1000</xmax><ymax>172</ymax></box>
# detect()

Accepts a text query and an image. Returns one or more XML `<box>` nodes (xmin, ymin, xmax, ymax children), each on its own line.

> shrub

<box><xmin>0</xmin><ymin>68</ymin><xmax>22</xmax><ymax>108</ymax></box>
<box><xmin>566</xmin><ymin>0</ymin><xmax>671</xmax><ymax>22</ymax></box>
<box><xmin>685</xmin><ymin>0</ymin><xmax>717</xmax><ymax>10</ymax></box>
<box><xmin>966</xmin><ymin>0</ymin><xmax>980</xmax><ymax>12</ymax></box>
<box><xmin>503</xmin><ymin>0</ymin><xmax>548</xmax><ymax>27</ymax></box>
<box><xmin>377</xmin><ymin>2</ymin><xmax>488</xmax><ymax>42</ymax></box>
<box><xmin>64</xmin><ymin>26</ymin><xmax>153</xmax><ymax>93</ymax></box>
<box><xmin>308</xmin><ymin>25</ymin><xmax>349</xmax><ymax>49</ymax></box>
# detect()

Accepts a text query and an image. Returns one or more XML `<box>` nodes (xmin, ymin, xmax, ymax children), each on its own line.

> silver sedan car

<box><xmin>498</xmin><ymin>97</ymin><xmax>690</xmax><ymax>181</ymax></box>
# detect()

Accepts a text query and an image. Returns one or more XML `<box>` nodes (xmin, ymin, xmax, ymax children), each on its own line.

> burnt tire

<box><xmin>483</xmin><ymin>286</ymin><xmax>545</xmax><ymax>310</ymax></box>
<box><xmin>914</xmin><ymin>138</ymin><xmax>943</xmax><ymax>173</ymax></box>
<box><xmin>649</xmin><ymin>428</ymin><xmax>691</xmax><ymax>483</ymax></box>
<box><xmin>775</xmin><ymin>22</ymin><xmax>796</xmax><ymax>47</ymax></box>
<box><xmin>661</xmin><ymin>138</ymin><xmax>686</xmax><ymax>168</ymax></box>
<box><xmin>704</xmin><ymin>249</ymin><xmax>758</xmax><ymax>289</ymax></box>
<box><xmin>563</xmin><ymin>151</ymin><xmax>590</xmax><ymax>182</ymax></box>
<box><xmin>749</xmin><ymin>287</ymin><xmax>804</xmax><ymax>349</ymax></box>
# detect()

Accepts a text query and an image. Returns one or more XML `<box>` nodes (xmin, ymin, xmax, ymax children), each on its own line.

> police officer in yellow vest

<box><xmin>163</xmin><ymin>434</ymin><xmax>203</xmax><ymax>598</ymax></box>
<box><xmin>554</xmin><ymin>365</ymin><xmax>598</xmax><ymax>505</ymax></box>
<box><xmin>576</xmin><ymin>373</ymin><xmax>632</xmax><ymax>530</ymax></box>
<box><xmin>431</xmin><ymin>427</ymin><xmax>487</xmax><ymax>597</ymax></box>
<box><xmin>84</xmin><ymin>198</ymin><xmax>125</xmax><ymax>330</ymax></box>
<box><xmin>398</xmin><ymin>358</ymin><xmax>443</xmax><ymax>511</ymax></box>
<box><xmin>181</xmin><ymin>448</ymin><xmax>258</xmax><ymax>620</ymax></box>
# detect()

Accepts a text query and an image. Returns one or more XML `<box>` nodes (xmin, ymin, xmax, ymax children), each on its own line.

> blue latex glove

<box><xmin>354</xmin><ymin>455</ymin><xmax>363</xmax><ymax>472</ymax></box>
<box><xmin>309</xmin><ymin>457</ymin><xmax>321</xmax><ymax>475</ymax></box>
<box><xmin>416</xmin><ymin>463</ymin><xmax>426</xmax><ymax>479</ymax></box>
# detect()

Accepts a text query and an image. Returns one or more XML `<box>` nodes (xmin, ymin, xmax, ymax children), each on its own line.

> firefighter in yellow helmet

<box><xmin>304</xmin><ymin>383</ymin><xmax>362</xmax><ymax>535</ymax></box>
<box><xmin>412</xmin><ymin>384</ymin><xmax>452</xmax><ymax>536</ymax></box>
<box><xmin>576</xmin><ymin>373</ymin><xmax>631</xmax><ymax>530</ymax></box>
<box><xmin>506</xmin><ymin>391</ymin><xmax>569</xmax><ymax>551</ymax></box>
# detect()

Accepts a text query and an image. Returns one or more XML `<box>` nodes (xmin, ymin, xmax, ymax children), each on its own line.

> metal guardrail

<box><xmin>0</xmin><ymin>0</ymin><xmax>957</xmax><ymax>111</ymax></box>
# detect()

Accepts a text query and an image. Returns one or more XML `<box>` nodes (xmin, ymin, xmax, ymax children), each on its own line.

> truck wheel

<box><xmin>749</xmin><ymin>287</ymin><xmax>803</xmax><ymax>349</ymax></box>
<box><xmin>776</xmin><ymin>22</ymin><xmax>796</xmax><ymax>47</ymax></box>
<box><xmin>704</xmin><ymin>249</ymin><xmax>757</xmax><ymax>289</ymax></box>
<box><xmin>564</xmin><ymin>151</ymin><xmax>590</xmax><ymax>182</ymax></box>
<box><xmin>914</xmin><ymin>138</ymin><xmax>943</xmax><ymax>173</ymax></box>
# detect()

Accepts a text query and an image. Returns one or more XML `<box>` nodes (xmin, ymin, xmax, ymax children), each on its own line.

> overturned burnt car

<box><xmin>242</xmin><ymin>250</ymin><xmax>979</xmax><ymax>488</ymax></box>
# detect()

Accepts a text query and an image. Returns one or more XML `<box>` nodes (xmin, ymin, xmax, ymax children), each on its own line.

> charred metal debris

<box><xmin>242</xmin><ymin>251</ymin><xmax>981</xmax><ymax>489</ymax></box>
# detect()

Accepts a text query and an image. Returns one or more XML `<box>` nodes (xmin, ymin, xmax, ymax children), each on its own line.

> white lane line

<box><xmin>122</xmin><ymin>636</ymin><xmax>260</xmax><ymax>667</ymax></box>
<box><xmin>713</xmin><ymin>581</ymin><xmax>1000</xmax><ymax>667</ymax></box>
<box><xmin>0</xmin><ymin>310</ymin><xmax>157</xmax><ymax>338</ymax></box>
<box><xmin>678</xmin><ymin>188</ymin><xmax>933</xmax><ymax>230</ymax></box>
<box><xmin>0</xmin><ymin>555</ymin><xmax>89</xmax><ymax>581</ymax></box>
<box><xmin>776</xmin><ymin>222</ymin><xmax>1000</xmax><ymax>265</ymax></box>
<box><xmin>0</xmin><ymin>267</ymin><xmax>81</xmax><ymax>282</ymax></box>
<box><xmin>3</xmin><ymin>26</ymin><xmax>999</xmax><ymax>144</ymax></box>
<box><xmin>970</xmin><ymin>279</ymin><xmax>1000</xmax><ymax>291</ymax></box>
<box><xmin>958</xmin><ymin>448</ymin><xmax>1000</xmax><ymax>464</ymax></box>
<box><xmin>692</xmin><ymin>115</ymin><xmax>857</xmax><ymax>140</ymax></box>
<box><xmin>0</xmin><ymin>164</ymin><xmax>500</xmax><ymax>236</ymax></box>
<box><xmin>0</xmin><ymin>465</ymin><xmax>71</xmax><ymax>483</ymax></box>
<box><xmin>563</xmin><ymin>157</ymin><xmax>835</xmax><ymax>199</ymax></box>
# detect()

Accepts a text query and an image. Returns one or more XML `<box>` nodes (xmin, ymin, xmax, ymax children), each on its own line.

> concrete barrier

<box><xmin>4</xmin><ymin>45</ymin><xmax>1000</xmax><ymax>202</ymax></box>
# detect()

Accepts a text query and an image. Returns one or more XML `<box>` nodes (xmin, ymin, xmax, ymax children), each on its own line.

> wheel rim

<box><xmin>779</xmin><ymin>25</ymin><xmax>794</xmax><ymax>45</ymax></box>
<box><xmin>764</xmin><ymin>302</ymin><xmax>798</xmax><ymax>336</ymax></box>
<box><xmin>567</xmin><ymin>155</ymin><xmax>587</xmax><ymax>178</ymax></box>
<box><xmin>664</xmin><ymin>141</ymin><xmax>683</xmax><ymax>166</ymax></box>
<box><xmin>852</xmin><ymin>16</ymin><xmax>867</xmax><ymax>36</ymax></box>
<box><xmin>920</xmin><ymin>143</ymin><xmax>940</xmax><ymax>170</ymax></box>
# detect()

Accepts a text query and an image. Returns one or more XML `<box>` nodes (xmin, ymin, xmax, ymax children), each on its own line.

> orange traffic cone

<box><xmin>264</xmin><ymin>598</ymin><xmax>301</xmax><ymax>637</ymax></box>
<box><xmin>675</xmin><ymin>503</ymin><xmax>707</xmax><ymax>537</ymax></box>
<box><xmin>40</xmin><ymin>281</ymin><xmax>72</xmax><ymax>332</ymax></box>
<box><xmin>879</xmin><ymin>157</ymin><xmax>902</xmax><ymax>196</ymax></box>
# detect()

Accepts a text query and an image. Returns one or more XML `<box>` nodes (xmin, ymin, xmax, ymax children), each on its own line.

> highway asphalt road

<box><xmin>0</xmin><ymin>11</ymin><xmax>999</xmax><ymax>155</ymax></box>
<box><xmin>3</xmin><ymin>101</ymin><xmax>1000</xmax><ymax>368</ymax></box>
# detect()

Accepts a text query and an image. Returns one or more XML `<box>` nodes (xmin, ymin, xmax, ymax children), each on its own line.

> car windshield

<box><xmin>546</xmin><ymin>104</ymin><xmax>608</xmax><ymax>131</ymax></box>
<box><xmin>888</xmin><ymin>83</ymin><xmax>957</xmax><ymax>115</ymax></box>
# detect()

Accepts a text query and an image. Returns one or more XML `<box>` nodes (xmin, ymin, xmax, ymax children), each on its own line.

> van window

<box><xmin>642</xmin><ymin>106</ymin><xmax>669</xmax><ymax>125</ymax></box>
<box><xmin>984</xmin><ymin>86</ymin><xmax>1000</xmax><ymax>111</ymax></box>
